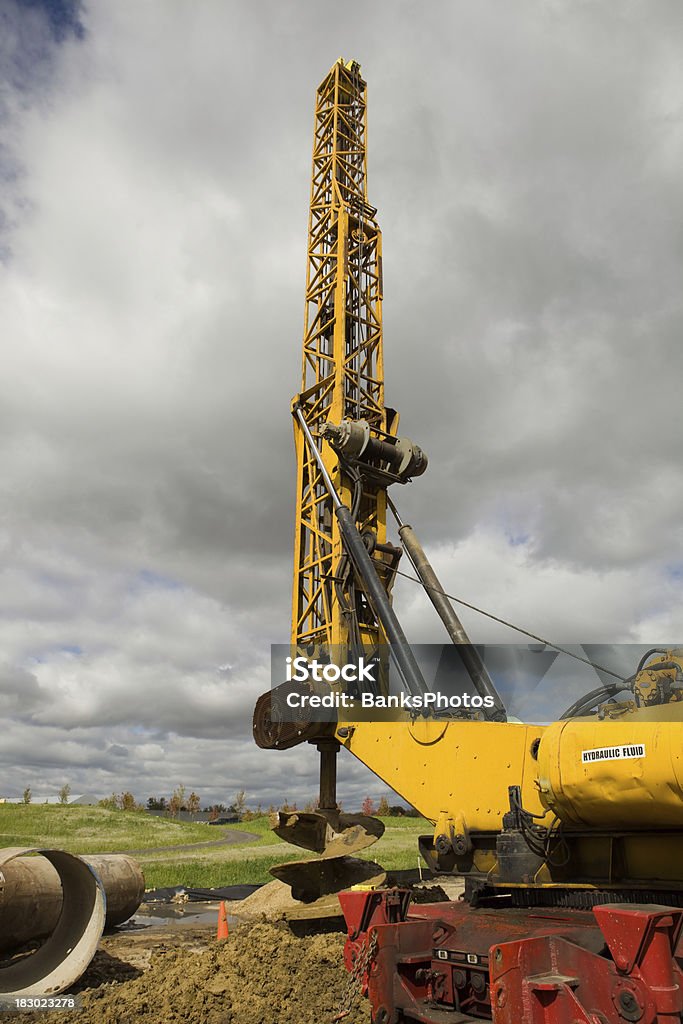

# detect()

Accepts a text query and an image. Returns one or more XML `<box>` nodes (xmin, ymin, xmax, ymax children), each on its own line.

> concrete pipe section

<box><xmin>0</xmin><ymin>848</ymin><xmax>145</xmax><ymax>996</ymax></box>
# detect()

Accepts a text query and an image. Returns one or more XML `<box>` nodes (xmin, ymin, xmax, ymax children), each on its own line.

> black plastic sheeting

<box><xmin>143</xmin><ymin>884</ymin><xmax>262</xmax><ymax>904</ymax></box>
<box><xmin>187</xmin><ymin>885</ymin><xmax>262</xmax><ymax>902</ymax></box>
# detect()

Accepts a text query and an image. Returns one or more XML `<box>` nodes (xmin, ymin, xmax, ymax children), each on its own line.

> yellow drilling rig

<box><xmin>254</xmin><ymin>58</ymin><xmax>683</xmax><ymax>1024</ymax></box>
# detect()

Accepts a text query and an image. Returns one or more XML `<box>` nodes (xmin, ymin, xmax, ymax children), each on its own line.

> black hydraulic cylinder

<box><xmin>396</xmin><ymin>519</ymin><xmax>506</xmax><ymax>721</ymax></box>
<box><xmin>335</xmin><ymin>504</ymin><xmax>428</xmax><ymax>699</ymax></box>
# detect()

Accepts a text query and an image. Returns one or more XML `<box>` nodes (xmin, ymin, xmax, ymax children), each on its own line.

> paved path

<box><xmin>100</xmin><ymin>829</ymin><xmax>260</xmax><ymax>857</ymax></box>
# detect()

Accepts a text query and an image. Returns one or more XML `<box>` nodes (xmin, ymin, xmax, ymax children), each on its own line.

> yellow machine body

<box><xmin>338</xmin><ymin>718</ymin><xmax>546</xmax><ymax>831</ymax></box>
<box><xmin>536</xmin><ymin>708</ymin><xmax>683</xmax><ymax>828</ymax></box>
<box><xmin>338</xmin><ymin>711</ymin><xmax>683</xmax><ymax>869</ymax></box>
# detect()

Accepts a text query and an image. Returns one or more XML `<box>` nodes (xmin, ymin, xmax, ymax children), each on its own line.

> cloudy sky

<box><xmin>1</xmin><ymin>0</ymin><xmax>682</xmax><ymax>809</ymax></box>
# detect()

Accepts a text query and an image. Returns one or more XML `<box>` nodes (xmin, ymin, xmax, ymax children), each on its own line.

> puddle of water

<box><xmin>119</xmin><ymin>902</ymin><xmax>239</xmax><ymax>931</ymax></box>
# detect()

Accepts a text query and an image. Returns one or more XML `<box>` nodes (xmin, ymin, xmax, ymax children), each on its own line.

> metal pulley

<box><xmin>323</xmin><ymin>419</ymin><xmax>428</xmax><ymax>482</ymax></box>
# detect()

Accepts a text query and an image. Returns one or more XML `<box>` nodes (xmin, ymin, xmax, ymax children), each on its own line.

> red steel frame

<box><xmin>339</xmin><ymin>888</ymin><xmax>683</xmax><ymax>1023</ymax></box>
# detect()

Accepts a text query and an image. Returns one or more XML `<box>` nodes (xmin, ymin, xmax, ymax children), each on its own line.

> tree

<box><xmin>186</xmin><ymin>792</ymin><xmax>201</xmax><ymax>815</ymax></box>
<box><xmin>147</xmin><ymin>796</ymin><xmax>167</xmax><ymax>811</ymax></box>
<box><xmin>233</xmin><ymin>790</ymin><xmax>246</xmax><ymax>819</ymax></box>
<box><xmin>377</xmin><ymin>796</ymin><xmax>390</xmax><ymax>816</ymax></box>
<box><xmin>361</xmin><ymin>796</ymin><xmax>376</xmax><ymax>816</ymax></box>
<box><xmin>22</xmin><ymin>787</ymin><xmax>32</xmax><ymax>805</ymax></box>
<box><xmin>168</xmin><ymin>784</ymin><xmax>186</xmax><ymax>817</ymax></box>
<box><xmin>99</xmin><ymin>794</ymin><xmax>119</xmax><ymax>810</ymax></box>
<box><xmin>119</xmin><ymin>791</ymin><xmax>137</xmax><ymax>812</ymax></box>
<box><xmin>58</xmin><ymin>784</ymin><xmax>71</xmax><ymax>805</ymax></box>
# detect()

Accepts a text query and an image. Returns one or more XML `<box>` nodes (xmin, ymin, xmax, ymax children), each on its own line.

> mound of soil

<box><xmin>23</xmin><ymin>922</ymin><xmax>371</xmax><ymax>1024</ymax></box>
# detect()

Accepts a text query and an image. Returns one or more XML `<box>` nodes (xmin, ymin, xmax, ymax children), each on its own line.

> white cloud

<box><xmin>0</xmin><ymin>0</ymin><xmax>682</xmax><ymax>808</ymax></box>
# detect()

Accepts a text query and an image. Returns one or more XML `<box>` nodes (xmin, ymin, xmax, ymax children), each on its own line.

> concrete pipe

<box><xmin>82</xmin><ymin>855</ymin><xmax>145</xmax><ymax>926</ymax></box>
<box><xmin>0</xmin><ymin>848</ymin><xmax>145</xmax><ymax>996</ymax></box>
<box><xmin>0</xmin><ymin>847</ymin><xmax>105</xmax><ymax>996</ymax></box>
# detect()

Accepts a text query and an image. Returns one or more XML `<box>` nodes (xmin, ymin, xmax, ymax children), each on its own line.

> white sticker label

<box><xmin>581</xmin><ymin>744</ymin><xmax>646</xmax><ymax>764</ymax></box>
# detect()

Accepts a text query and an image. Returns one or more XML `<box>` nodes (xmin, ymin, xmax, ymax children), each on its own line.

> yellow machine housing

<box><xmin>537</xmin><ymin>710</ymin><xmax>683</xmax><ymax>828</ymax></box>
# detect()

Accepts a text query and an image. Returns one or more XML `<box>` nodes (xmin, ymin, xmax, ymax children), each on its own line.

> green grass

<box><xmin>373</xmin><ymin>815</ymin><xmax>432</xmax><ymax>830</ymax></box>
<box><xmin>140</xmin><ymin>852</ymin><xmax>315</xmax><ymax>890</ymax></box>
<box><xmin>222</xmin><ymin>816</ymin><xmax>287</xmax><ymax>847</ymax></box>
<box><xmin>0</xmin><ymin>804</ymin><xmax>223</xmax><ymax>853</ymax></box>
<box><xmin>0</xmin><ymin>807</ymin><xmax>431</xmax><ymax>889</ymax></box>
<box><xmin>135</xmin><ymin>817</ymin><xmax>431</xmax><ymax>888</ymax></box>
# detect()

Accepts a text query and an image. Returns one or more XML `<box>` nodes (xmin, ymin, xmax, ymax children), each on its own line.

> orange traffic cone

<box><xmin>216</xmin><ymin>900</ymin><xmax>229</xmax><ymax>940</ymax></box>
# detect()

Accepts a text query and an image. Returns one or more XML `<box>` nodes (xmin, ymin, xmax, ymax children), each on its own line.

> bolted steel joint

<box><xmin>612</xmin><ymin>982</ymin><xmax>645</xmax><ymax>1023</ymax></box>
<box><xmin>435</xmin><ymin>833</ymin><xmax>451</xmax><ymax>856</ymax></box>
<box><xmin>452</xmin><ymin>833</ymin><xmax>469</xmax><ymax>857</ymax></box>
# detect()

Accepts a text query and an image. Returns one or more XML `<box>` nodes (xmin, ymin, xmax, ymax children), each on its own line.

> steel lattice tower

<box><xmin>292</xmin><ymin>59</ymin><xmax>394</xmax><ymax>653</ymax></box>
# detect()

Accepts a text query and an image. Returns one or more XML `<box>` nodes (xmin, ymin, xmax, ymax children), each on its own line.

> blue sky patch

<box><xmin>136</xmin><ymin>569</ymin><xmax>185</xmax><ymax>591</ymax></box>
<box><xmin>14</xmin><ymin>0</ymin><xmax>85</xmax><ymax>42</ymax></box>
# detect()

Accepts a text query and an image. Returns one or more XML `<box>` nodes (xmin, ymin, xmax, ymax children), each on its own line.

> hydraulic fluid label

<box><xmin>581</xmin><ymin>744</ymin><xmax>646</xmax><ymax>764</ymax></box>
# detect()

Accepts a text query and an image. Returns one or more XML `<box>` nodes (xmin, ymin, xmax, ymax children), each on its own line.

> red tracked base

<box><xmin>338</xmin><ymin>889</ymin><xmax>683</xmax><ymax>1023</ymax></box>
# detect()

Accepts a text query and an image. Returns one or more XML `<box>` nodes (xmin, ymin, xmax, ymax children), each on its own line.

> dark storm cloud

<box><xmin>0</xmin><ymin>1</ymin><xmax>682</xmax><ymax>807</ymax></box>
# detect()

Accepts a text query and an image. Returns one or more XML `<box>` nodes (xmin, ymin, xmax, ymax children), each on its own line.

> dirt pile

<box><xmin>236</xmin><ymin>878</ymin><xmax>307</xmax><ymax>919</ymax></box>
<box><xmin>24</xmin><ymin>922</ymin><xmax>371</xmax><ymax>1024</ymax></box>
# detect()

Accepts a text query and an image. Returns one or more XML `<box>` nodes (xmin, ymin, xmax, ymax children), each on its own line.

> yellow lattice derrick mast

<box><xmin>292</xmin><ymin>58</ymin><xmax>396</xmax><ymax>657</ymax></box>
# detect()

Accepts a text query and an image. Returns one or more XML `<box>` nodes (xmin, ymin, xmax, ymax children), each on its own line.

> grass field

<box><xmin>0</xmin><ymin>805</ymin><xmax>430</xmax><ymax>889</ymax></box>
<box><xmin>0</xmin><ymin>804</ymin><xmax>214</xmax><ymax>852</ymax></box>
